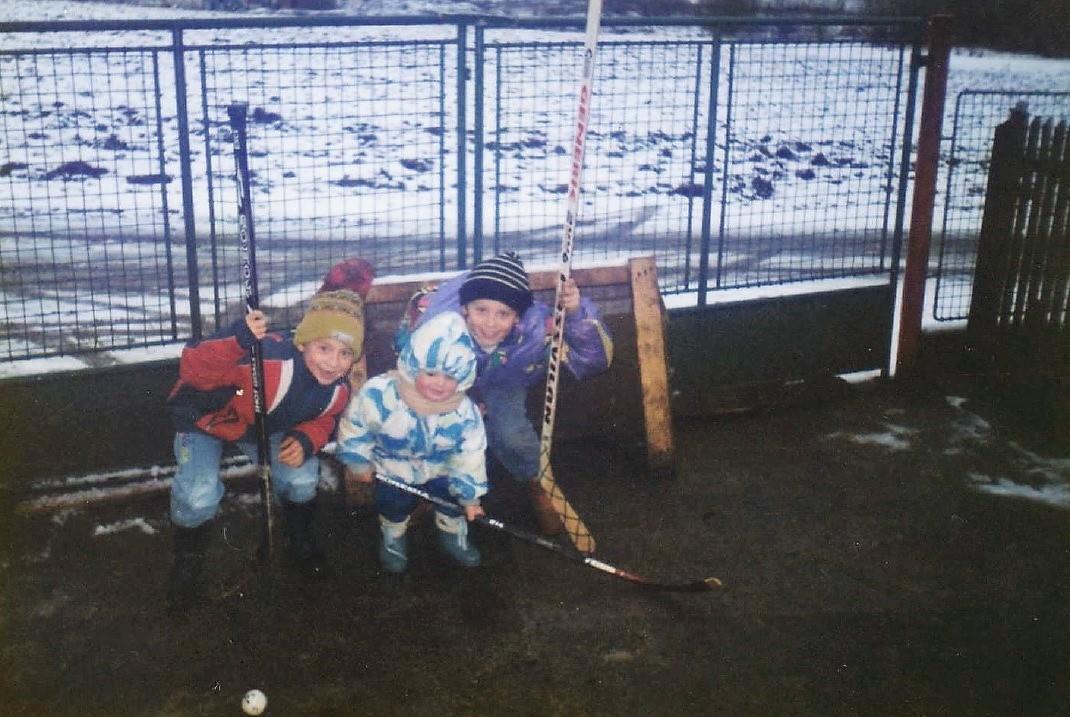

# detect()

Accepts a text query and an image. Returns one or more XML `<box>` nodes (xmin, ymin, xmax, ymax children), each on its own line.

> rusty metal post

<box><xmin>895</xmin><ymin>15</ymin><xmax>953</xmax><ymax>376</ymax></box>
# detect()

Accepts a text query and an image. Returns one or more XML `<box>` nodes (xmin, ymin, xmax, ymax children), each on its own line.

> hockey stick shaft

<box><xmin>535</xmin><ymin>0</ymin><xmax>604</xmax><ymax>556</ymax></box>
<box><xmin>227</xmin><ymin>102</ymin><xmax>274</xmax><ymax>566</ymax></box>
<box><xmin>374</xmin><ymin>474</ymin><xmax>720</xmax><ymax>594</ymax></box>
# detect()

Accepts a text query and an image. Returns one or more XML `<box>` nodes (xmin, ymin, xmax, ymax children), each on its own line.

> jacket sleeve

<box><xmin>177</xmin><ymin>318</ymin><xmax>257</xmax><ymax>390</ymax></box>
<box><xmin>334</xmin><ymin>381</ymin><xmax>384</xmax><ymax>471</ymax></box>
<box><xmin>286</xmin><ymin>382</ymin><xmax>351</xmax><ymax>457</ymax></box>
<box><xmin>444</xmin><ymin>403</ymin><xmax>489</xmax><ymax>506</ymax></box>
<box><xmin>416</xmin><ymin>273</ymin><xmax>465</xmax><ymax>326</ymax></box>
<box><xmin>562</xmin><ymin>297</ymin><xmax>614</xmax><ymax>380</ymax></box>
<box><xmin>494</xmin><ymin>298</ymin><xmax>613</xmax><ymax>387</ymax></box>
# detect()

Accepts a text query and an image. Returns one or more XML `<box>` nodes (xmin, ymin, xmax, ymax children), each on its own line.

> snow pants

<box><xmin>375</xmin><ymin>475</ymin><xmax>462</xmax><ymax>523</ymax></box>
<box><xmin>479</xmin><ymin>381</ymin><xmax>540</xmax><ymax>482</ymax></box>
<box><xmin>170</xmin><ymin>431</ymin><xmax>320</xmax><ymax>528</ymax></box>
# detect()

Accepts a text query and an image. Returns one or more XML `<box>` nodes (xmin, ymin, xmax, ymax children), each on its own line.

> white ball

<box><xmin>241</xmin><ymin>689</ymin><xmax>267</xmax><ymax>716</ymax></box>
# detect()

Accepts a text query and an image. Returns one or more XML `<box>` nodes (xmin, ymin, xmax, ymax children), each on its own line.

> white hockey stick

<box><xmin>535</xmin><ymin>0</ymin><xmax>604</xmax><ymax>556</ymax></box>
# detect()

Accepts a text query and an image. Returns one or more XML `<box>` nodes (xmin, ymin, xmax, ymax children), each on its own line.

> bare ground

<box><xmin>1</xmin><ymin>377</ymin><xmax>1069</xmax><ymax>716</ymax></box>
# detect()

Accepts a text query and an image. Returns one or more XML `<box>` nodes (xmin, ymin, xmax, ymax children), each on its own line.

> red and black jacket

<box><xmin>167</xmin><ymin>319</ymin><xmax>351</xmax><ymax>459</ymax></box>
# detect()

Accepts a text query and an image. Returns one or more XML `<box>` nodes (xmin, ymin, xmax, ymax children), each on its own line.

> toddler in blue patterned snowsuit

<box><xmin>337</xmin><ymin>311</ymin><xmax>487</xmax><ymax>573</ymax></box>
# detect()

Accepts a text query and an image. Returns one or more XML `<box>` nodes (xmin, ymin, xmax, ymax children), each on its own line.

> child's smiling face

<box><xmin>414</xmin><ymin>369</ymin><xmax>459</xmax><ymax>402</ymax></box>
<box><xmin>298</xmin><ymin>337</ymin><xmax>355</xmax><ymax>385</ymax></box>
<box><xmin>463</xmin><ymin>298</ymin><xmax>519</xmax><ymax>349</ymax></box>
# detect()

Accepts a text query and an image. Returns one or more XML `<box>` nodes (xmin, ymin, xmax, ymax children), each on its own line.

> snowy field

<box><xmin>1</xmin><ymin>0</ymin><xmax>1069</xmax><ymax>377</ymax></box>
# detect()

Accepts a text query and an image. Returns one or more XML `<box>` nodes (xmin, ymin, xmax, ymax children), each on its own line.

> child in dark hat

<box><xmin>165</xmin><ymin>257</ymin><xmax>373</xmax><ymax>612</ymax></box>
<box><xmin>394</xmin><ymin>251</ymin><xmax>612</xmax><ymax>535</ymax></box>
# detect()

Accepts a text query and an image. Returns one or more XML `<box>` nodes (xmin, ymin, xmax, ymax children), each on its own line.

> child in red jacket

<box><xmin>165</xmin><ymin>258</ymin><xmax>372</xmax><ymax>612</ymax></box>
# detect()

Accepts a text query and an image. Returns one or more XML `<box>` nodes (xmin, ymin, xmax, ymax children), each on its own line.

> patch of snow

<box><xmin>93</xmin><ymin>517</ymin><xmax>158</xmax><ymax>536</ymax></box>
<box><xmin>967</xmin><ymin>471</ymin><xmax>1070</xmax><ymax>510</ymax></box>
<box><xmin>945</xmin><ymin>395</ymin><xmax>968</xmax><ymax>410</ymax></box>
<box><xmin>827</xmin><ymin>422</ymin><xmax>915</xmax><ymax>451</ymax></box>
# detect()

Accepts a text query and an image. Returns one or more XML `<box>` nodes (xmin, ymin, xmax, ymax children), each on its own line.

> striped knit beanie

<box><xmin>458</xmin><ymin>251</ymin><xmax>533</xmax><ymax>316</ymax></box>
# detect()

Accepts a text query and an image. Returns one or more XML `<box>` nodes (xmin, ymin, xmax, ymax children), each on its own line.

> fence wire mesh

<box><xmin>719</xmin><ymin>41</ymin><xmax>908</xmax><ymax>290</ymax></box>
<box><xmin>479</xmin><ymin>37</ymin><xmax>714</xmax><ymax>297</ymax></box>
<box><xmin>0</xmin><ymin>17</ymin><xmax>924</xmax><ymax>363</ymax></box>
<box><xmin>195</xmin><ymin>39</ymin><xmax>459</xmax><ymax>334</ymax></box>
<box><xmin>0</xmin><ymin>46</ymin><xmax>180</xmax><ymax>358</ymax></box>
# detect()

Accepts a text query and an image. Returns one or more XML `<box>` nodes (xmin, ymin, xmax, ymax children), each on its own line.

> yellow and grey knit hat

<box><xmin>293</xmin><ymin>289</ymin><xmax>365</xmax><ymax>352</ymax></box>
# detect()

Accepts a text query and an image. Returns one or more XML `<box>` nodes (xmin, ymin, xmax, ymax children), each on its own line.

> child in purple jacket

<box><xmin>396</xmin><ymin>252</ymin><xmax>612</xmax><ymax>534</ymax></box>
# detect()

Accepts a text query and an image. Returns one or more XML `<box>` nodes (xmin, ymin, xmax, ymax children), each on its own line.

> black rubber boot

<box><xmin>284</xmin><ymin>499</ymin><xmax>331</xmax><ymax>580</ymax></box>
<box><xmin>166</xmin><ymin>523</ymin><xmax>211</xmax><ymax>615</ymax></box>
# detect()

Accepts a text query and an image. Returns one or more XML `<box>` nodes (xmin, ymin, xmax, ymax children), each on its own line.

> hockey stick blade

<box><xmin>375</xmin><ymin>474</ymin><xmax>721</xmax><ymax>594</ymax></box>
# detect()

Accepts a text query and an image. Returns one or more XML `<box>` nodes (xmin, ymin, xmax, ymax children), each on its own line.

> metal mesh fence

<box><xmin>0</xmin><ymin>45</ymin><xmax>181</xmax><ymax>358</ymax></box>
<box><xmin>0</xmin><ymin>17</ymin><xmax>924</xmax><ymax>363</ymax></box>
<box><xmin>478</xmin><ymin>37</ymin><xmax>713</xmax><ymax>295</ymax></box>
<box><xmin>194</xmin><ymin>39</ymin><xmax>459</xmax><ymax>334</ymax></box>
<box><xmin>718</xmin><ymin>41</ymin><xmax>908</xmax><ymax>290</ymax></box>
<box><xmin>934</xmin><ymin>90</ymin><xmax>1070</xmax><ymax>321</ymax></box>
<box><xmin>479</xmin><ymin>34</ymin><xmax>913</xmax><ymax>296</ymax></box>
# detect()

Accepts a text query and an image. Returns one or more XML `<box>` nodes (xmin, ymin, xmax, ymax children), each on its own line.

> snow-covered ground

<box><xmin>1</xmin><ymin>0</ymin><xmax>1068</xmax><ymax>379</ymax></box>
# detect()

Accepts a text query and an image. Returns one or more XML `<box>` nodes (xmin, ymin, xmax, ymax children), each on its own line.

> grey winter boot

<box><xmin>378</xmin><ymin>517</ymin><xmax>410</xmax><ymax>574</ymax></box>
<box><xmin>166</xmin><ymin>522</ymin><xmax>211</xmax><ymax>615</ymax></box>
<box><xmin>283</xmin><ymin>499</ymin><xmax>331</xmax><ymax>580</ymax></box>
<box><xmin>435</xmin><ymin>512</ymin><xmax>480</xmax><ymax>568</ymax></box>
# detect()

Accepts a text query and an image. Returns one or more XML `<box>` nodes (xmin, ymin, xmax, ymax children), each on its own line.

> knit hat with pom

<box><xmin>458</xmin><ymin>251</ymin><xmax>532</xmax><ymax>316</ymax></box>
<box><xmin>397</xmin><ymin>312</ymin><xmax>478</xmax><ymax>392</ymax></box>
<box><xmin>319</xmin><ymin>257</ymin><xmax>374</xmax><ymax>299</ymax></box>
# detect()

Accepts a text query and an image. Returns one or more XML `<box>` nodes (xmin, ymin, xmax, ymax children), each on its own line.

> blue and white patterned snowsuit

<box><xmin>336</xmin><ymin>313</ymin><xmax>487</xmax><ymax>528</ymax></box>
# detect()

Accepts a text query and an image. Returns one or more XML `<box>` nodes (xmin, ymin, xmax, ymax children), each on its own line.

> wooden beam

<box><xmin>366</xmin><ymin>263</ymin><xmax>632</xmax><ymax>305</ymax></box>
<box><xmin>629</xmin><ymin>256</ymin><xmax>675</xmax><ymax>477</ymax></box>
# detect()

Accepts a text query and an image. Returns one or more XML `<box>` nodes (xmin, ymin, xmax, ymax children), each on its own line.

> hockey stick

<box><xmin>375</xmin><ymin>474</ymin><xmax>720</xmax><ymax>593</ymax></box>
<box><xmin>227</xmin><ymin>102</ymin><xmax>274</xmax><ymax>568</ymax></box>
<box><xmin>536</xmin><ymin>0</ymin><xmax>605</xmax><ymax>556</ymax></box>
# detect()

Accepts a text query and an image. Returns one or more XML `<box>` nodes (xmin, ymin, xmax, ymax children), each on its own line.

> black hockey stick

<box><xmin>227</xmin><ymin>102</ymin><xmax>274</xmax><ymax>567</ymax></box>
<box><xmin>374</xmin><ymin>474</ymin><xmax>721</xmax><ymax>593</ymax></box>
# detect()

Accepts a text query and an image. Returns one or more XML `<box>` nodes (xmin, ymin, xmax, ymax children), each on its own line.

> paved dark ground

<box><xmin>2</xmin><ymin>375</ymin><xmax>1069</xmax><ymax>716</ymax></box>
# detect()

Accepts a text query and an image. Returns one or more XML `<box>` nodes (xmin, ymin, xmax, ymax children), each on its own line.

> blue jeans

<box><xmin>170</xmin><ymin>431</ymin><xmax>320</xmax><ymax>528</ymax></box>
<box><xmin>480</xmin><ymin>382</ymin><xmax>540</xmax><ymax>482</ymax></box>
<box><xmin>376</xmin><ymin>476</ymin><xmax>461</xmax><ymax>523</ymax></box>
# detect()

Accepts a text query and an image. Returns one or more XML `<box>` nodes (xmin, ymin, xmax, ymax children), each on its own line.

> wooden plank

<box><xmin>365</xmin><ymin>263</ymin><xmax>632</xmax><ymax>306</ymax></box>
<box><xmin>967</xmin><ymin>108</ymin><xmax>1027</xmax><ymax>353</ymax></box>
<box><xmin>629</xmin><ymin>256</ymin><xmax>675</xmax><ymax>477</ymax></box>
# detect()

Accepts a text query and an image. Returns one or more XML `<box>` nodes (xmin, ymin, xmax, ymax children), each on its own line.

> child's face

<box><xmin>414</xmin><ymin>369</ymin><xmax>459</xmax><ymax>402</ymax></box>
<box><xmin>298</xmin><ymin>337</ymin><xmax>355</xmax><ymax>385</ymax></box>
<box><xmin>463</xmin><ymin>298</ymin><xmax>519</xmax><ymax>348</ymax></box>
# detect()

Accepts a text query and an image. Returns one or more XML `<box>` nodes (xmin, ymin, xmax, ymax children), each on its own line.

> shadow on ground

<box><xmin>1</xmin><ymin>378</ymin><xmax>1069</xmax><ymax>716</ymax></box>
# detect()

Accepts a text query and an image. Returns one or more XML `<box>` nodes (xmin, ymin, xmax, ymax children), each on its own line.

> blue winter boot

<box><xmin>435</xmin><ymin>512</ymin><xmax>480</xmax><ymax>568</ymax></box>
<box><xmin>378</xmin><ymin>518</ymin><xmax>409</xmax><ymax>574</ymax></box>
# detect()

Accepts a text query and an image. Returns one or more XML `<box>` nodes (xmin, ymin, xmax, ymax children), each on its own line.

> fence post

<box><xmin>472</xmin><ymin>23</ymin><xmax>485</xmax><ymax>266</ymax></box>
<box><xmin>895</xmin><ymin>14</ymin><xmax>952</xmax><ymax>376</ymax></box>
<box><xmin>456</xmin><ymin>21</ymin><xmax>469</xmax><ymax>269</ymax></box>
<box><xmin>965</xmin><ymin>106</ymin><xmax>1028</xmax><ymax>360</ymax></box>
<box><xmin>172</xmin><ymin>27</ymin><xmax>202</xmax><ymax>341</ymax></box>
